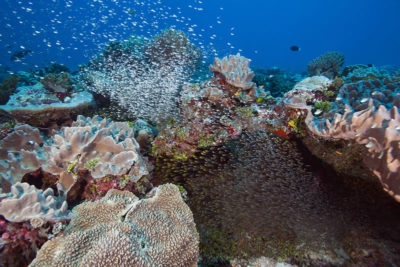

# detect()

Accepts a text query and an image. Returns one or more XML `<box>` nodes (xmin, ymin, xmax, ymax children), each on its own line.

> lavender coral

<box><xmin>30</xmin><ymin>184</ymin><xmax>199</xmax><ymax>267</ymax></box>
<box><xmin>42</xmin><ymin>115</ymin><xmax>149</xmax><ymax>191</ymax></box>
<box><xmin>0</xmin><ymin>182</ymin><xmax>69</xmax><ymax>223</ymax></box>
<box><xmin>0</xmin><ymin>124</ymin><xmax>45</xmax><ymax>192</ymax></box>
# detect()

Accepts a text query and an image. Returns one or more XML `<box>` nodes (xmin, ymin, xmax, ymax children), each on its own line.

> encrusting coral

<box><xmin>29</xmin><ymin>183</ymin><xmax>199</xmax><ymax>267</ymax></box>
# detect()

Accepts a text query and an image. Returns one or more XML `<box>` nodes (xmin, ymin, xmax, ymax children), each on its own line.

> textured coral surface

<box><xmin>30</xmin><ymin>184</ymin><xmax>199</xmax><ymax>267</ymax></box>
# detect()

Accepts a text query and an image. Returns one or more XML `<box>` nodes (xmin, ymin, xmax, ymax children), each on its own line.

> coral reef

<box><xmin>81</xmin><ymin>29</ymin><xmax>201</xmax><ymax>123</ymax></box>
<box><xmin>209</xmin><ymin>53</ymin><xmax>256</xmax><ymax>93</ymax></box>
<box><xmin>253</xmin><ymin>67</ymin><xmax>303</xmax><ymax>97</ymax></box>
<box><xmin>144</xmin><ymin>29</ymin><xmax>202</xmax><ymax>69</ymax></box>
<box><xmin>0</xmin><ymin>182</ymin><xmax>69</xmax><ymax>223</ymax></box>
<box><xmin>154</xmin><ymin>130</ymin><xmax>400</xmax><ymax>266</ymax></box>
<box><xmin>342</xmin><ymin>64</ymin><xmax>389</xmax><ymax>82</ymax></box>
<box><xmin>30</xmin><ymin>184</ymin><xmax>199</xmax><ymax>267</ymax></box>
<box><xmin>0</xmin><ymin>82</ymin><xmax>94</xmax><ymax>127</ymax></box>
<box><xmin>284</xmin><ymin>72</ymin><xmax>400</xmax><ymax>202</ymax></box>
<box><xmin>43</xmin><ymin>115</ymin><xmax>149</xmax><ymax>191</ymax></box>
<box><xmin>283</xmin><ymin>76</ymin><xmax>333</xmax><ymax>109</ymax></box>
<box><xmin>305</xmin><ymin>74</ymin><xmax>400</xmax><ymax>201</ymax></box>
<box><xmin>308</xmin><ymin>51</ymin><xmax>345</xmax><ymax>79</ymax></box>
<box><xmin>40</xmin><ymin>72</ymin><xmax>77</xmax><ymax>101</ymax></box>
<box><xmin>0</xmin><ymin>124</ymin><xmax>45</xmax><ymax>192</ymax></box>
<box><xmin>0</xmin><ymin>74</ymin><xmax>19</xmax><ymax>105</ymax></box>
<box><xmin>0</xmin><ymin>218</ymin><xmax>50</xmax><ymax>267</ymax></box>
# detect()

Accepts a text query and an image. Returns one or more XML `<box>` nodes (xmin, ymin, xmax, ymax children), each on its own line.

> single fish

<box><xmin>290</xmin><ymin>45</ymin><xmax>301</xmax><ymax>52</ymax></box>
<box><xmin>10</xmin><ymin>49</ymin><xmax>32</xmax><ymax>61</ymax></box>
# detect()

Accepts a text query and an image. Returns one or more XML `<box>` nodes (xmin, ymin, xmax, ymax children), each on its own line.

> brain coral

<box><xmin>43</xmin><ymin>115</ymin><xmax>149</xmax><ymax>191</ymax></box>
<box><xmin>209</xmin><ymin>53</ymin><xmax>256</xmax><ymax>91</ymax></box>
<box><xmin>29</xmin><ymin>184</ymin><xmax>199</xmax><ymax>267</ymax></box>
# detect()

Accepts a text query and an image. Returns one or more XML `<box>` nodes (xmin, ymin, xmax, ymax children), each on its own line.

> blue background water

<box><xmin>1</xmin><ymin>0</ymin><xmax>399</xmax><ymax>73</ymax></box>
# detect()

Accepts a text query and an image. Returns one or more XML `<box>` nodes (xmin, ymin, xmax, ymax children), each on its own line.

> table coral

<box><xmin>0</xmin><ymin>82</ymin><xmax>94</xmax><ymax>127</ymax></box>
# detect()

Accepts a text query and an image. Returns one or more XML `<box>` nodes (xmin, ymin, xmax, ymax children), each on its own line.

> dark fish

<box><xmin>10</xmin><ymin>49</ymin><xmax>32</xmax><ymax>61</ymax></box>
<box><xmin>290</xmin><ymin>45</ymin><xmax>301</xmax><ymax>52</ymax></box>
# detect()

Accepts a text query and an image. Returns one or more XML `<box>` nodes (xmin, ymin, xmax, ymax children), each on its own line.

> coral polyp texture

<box><xmin>209</xmin><ymin>53</ymin><xmax>256</xmax><ymax>91</ymax></box>
<box><xmin>0</xmin><ymin>182</ymin><xmax>69</xmax><ymax>223</ymax></box>
<box><xmin>304</xmin><ymin>74</ymin><xmax>400</xmax><ymax>201</ymax></box>
<box><xmin>0</xmin><ymin>124</ymin><xmax>45</xmax><ymax>192</ymax></box>
<box><xmin>29</xmin><ymin>184</ymin><xmax>199</xmax><ymax>267</ymax></box>
<box><xmin>43</xmin><ymin>115</ymin><xmax>149</xmax><ymax>190</ymax></box>
<box><xmin>308</xmin><ymin>51</ymin><xmax>345</xmax><ymax>79</ymax></box>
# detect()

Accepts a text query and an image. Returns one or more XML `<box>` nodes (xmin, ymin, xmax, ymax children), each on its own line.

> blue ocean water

<box><xmin>1</xmin><ymin>0</ymin><xmax>399</xmax><ymax>72</ymax></box>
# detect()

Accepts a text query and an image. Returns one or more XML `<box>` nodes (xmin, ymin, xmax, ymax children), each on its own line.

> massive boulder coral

<box><xmin>209</xmin><ymin>53</ymin><xmax>256</xmax><ymax>93</ymax></box>
<box><xmin>29</xmin><ymin>184</ymin><xmax>199</xmax><ymax>267</ymax></box>
<box><xmin>0</xmin><ymin>124</ymin><xmax>45</xmax><ymax>192</ymax></box>
<box><xmin>308</xmin><ymin>51</ymin><xmax>345</xmax><ymax>79</ymax></box>
<box><xmin>42</xmin><ymin>115</ymin><xmax>149</xmax><ymax>191</ymax></box>
<box><xmin>0</xmin><ymin>182</ymin><xmax>69</xmax><ymax>223</ymax></box>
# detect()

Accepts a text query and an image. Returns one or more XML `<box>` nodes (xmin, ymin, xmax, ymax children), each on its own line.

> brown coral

<box><xmin>29</xmin><ymin>184</ymin><xmax>199</xmax><ymax>267</ymax></box>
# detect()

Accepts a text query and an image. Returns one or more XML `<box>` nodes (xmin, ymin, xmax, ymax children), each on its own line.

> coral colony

<box><xmin>0</xmin><ymin>26</ymin><xmax>400</xmax><ymax>266</ymax></box>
